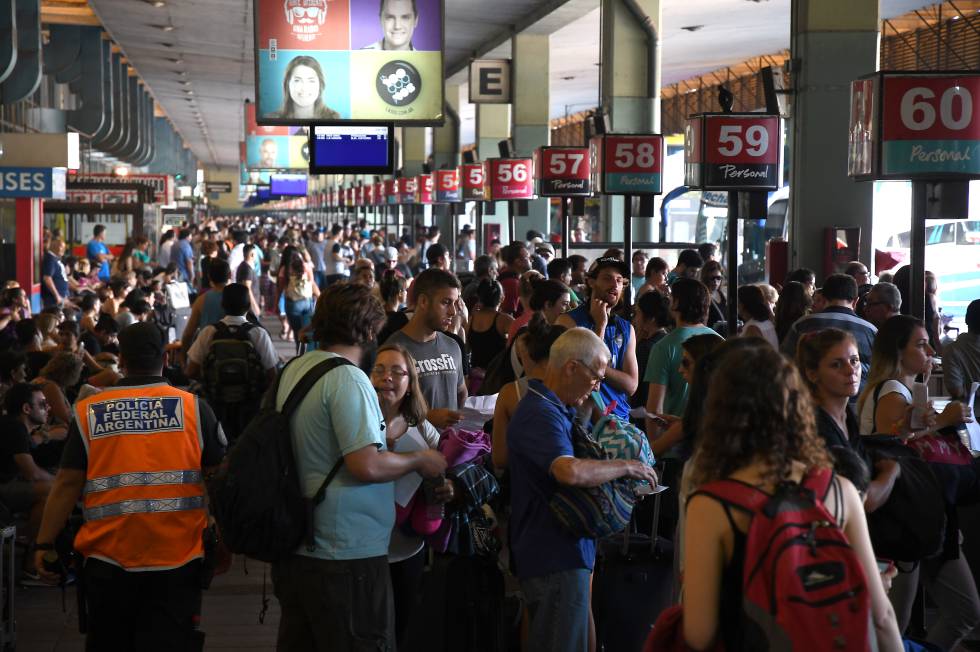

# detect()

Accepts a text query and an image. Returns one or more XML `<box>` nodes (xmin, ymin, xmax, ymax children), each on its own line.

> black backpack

<box><xmin>202</xmin><ymin>322</ymin><xmax>267</xmax><ymax>405</ymax></box>
<box><xmin>207</xmin><ymin>356</ymin><xmax>353</xmax><ymax>562</ymax></box>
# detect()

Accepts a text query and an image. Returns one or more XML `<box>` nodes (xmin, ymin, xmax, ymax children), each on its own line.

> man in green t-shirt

<box><xmin>643</xmin><ymin>278</ymin><xmax>721</xmax><ymax>436</ymax></box>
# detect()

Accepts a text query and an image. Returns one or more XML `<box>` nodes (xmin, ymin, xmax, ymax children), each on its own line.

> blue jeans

<box><xmin>285</xmin><ymin>298</ymin><xmax>314</xmax><ymax>349</ymax></box>
<box><xmin>521</xmin><ymin>568</ymin><xmax>591</xmax><ymax>652</ymax></box>
<box><xmin>313</xmin><ymin>270</ymin><xmax>327</xmax><ymax>291</ymax></box>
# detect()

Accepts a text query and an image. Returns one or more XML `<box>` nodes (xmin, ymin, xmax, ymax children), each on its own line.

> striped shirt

<box><xmin>780</xmin><ymin>306</ymin><xmax>877</xmax><ymax>389</ymax></box>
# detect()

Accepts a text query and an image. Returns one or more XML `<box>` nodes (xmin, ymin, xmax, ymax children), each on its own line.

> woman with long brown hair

<box><xmin>682</xmin><ymin>346</ymin><xmax>901</xmax><ymax>651</ymax></box>
<box><xmin>371</xmin><ymin>343</ymin><xmax>452</xmax><ymax>647</ymax></box>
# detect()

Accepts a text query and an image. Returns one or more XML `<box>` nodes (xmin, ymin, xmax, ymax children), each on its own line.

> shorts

<box><xmin>0</xmin><ymin>479</ymin><xmax>38</xmax><ymax>513</ymax></box>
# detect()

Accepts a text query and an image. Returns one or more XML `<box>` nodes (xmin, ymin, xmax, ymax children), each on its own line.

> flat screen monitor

<box><xmin>309</xmin><ymin>123</ymin><xmax>394</xmax><ymax>174</ymax></box>
<box><xmin>270</xmin><ymin>173</ymin><xmax>309</xmax><ymax>196</ymax></box>
<box><xmin>256</xmin><ymin>186</ymin><xmax>272</xmax><ymax>201</ymax></box>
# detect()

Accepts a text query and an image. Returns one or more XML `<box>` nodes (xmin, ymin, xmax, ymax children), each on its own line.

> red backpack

<box><xmin>692</xmin><ymin>469</ymin><xmax>871</xmax><ymax>651</ymax></box>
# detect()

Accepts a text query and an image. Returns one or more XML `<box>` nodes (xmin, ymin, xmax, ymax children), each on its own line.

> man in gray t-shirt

<box><xmin>306</xmin><ymin>230</ymin><xmax>329</xmax><ymax>289</ymax></box>
<box><xmin>384</xmin><ymin>268</ymin><xmax>467</xmax><ymax>429</ymax></box>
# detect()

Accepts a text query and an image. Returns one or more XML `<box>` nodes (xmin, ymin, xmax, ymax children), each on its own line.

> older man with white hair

<box><xmin>507</xmin><ymin>327</ymin><xmax>658</xmax><ymax>652</ymax></box>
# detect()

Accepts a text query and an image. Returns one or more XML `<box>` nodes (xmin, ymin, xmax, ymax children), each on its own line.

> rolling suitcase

<box><xmin>592</xmin><ymin>490</ymin><xmax>674</xmax><ymax>652</ymax></box>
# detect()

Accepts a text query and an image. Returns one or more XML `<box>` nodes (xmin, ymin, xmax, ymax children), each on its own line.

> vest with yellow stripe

<box><xmin>74</xmin><ymin>383</ymin><xmax>207</xmax><ymax>571</ymax></box>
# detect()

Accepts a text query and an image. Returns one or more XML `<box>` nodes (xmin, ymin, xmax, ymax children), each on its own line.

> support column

<box><xmin>402</xmin><ymin>127</ymin><xmax>427</xmax><ymax>238</ymax></box>
<box><xmin>433</xmin><ymin>84</ymin><xmax>461</xmax><ymax>242</ymax></box>
<box><xmin>512</xmin><ymin>32</ymin><xmax>551</xmax><ymax>241</ymax></box>
<box><xmin>477</xmin><ymin>101</ymin><xmax>511</xmax><ymax>243</ymax></box>
<box><xmin>600</xmin><ymin>0</ymin><xmax>661</xmax><ymax>243</ymax></box>
<box><xmin>789</xmin><ymin>0</ymin><xmax>878</xmax><ymax>276</ymax></box>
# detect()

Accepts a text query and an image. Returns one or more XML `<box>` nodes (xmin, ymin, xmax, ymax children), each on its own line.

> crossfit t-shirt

<box><xmin>384</xmin><ymin>330</ymin><xmax>465</xmax><ymax>411</ymax></box>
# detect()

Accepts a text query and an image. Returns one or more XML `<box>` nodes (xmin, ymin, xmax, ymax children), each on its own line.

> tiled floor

<box><xmin>15</xmin><ymin>556</ymin><xmax>281</xmax><ymax>651</ymax></box>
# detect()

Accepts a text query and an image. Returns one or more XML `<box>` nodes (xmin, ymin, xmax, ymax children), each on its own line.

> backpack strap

<box><xmin>690</xmin><ymin>478</ymin><xmax>771</xmax><ymax>515</ymax></box>
<box><xmin>280</xmin><ymin>356</ymin><xmax>354</xmax><ymax>418</ymax></box>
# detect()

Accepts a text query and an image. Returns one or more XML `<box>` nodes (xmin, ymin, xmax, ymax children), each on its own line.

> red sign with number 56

<box><xmin>486</xmin><ymin>158</ymin><xmax>534</xmax><ymax>201</ymax></box>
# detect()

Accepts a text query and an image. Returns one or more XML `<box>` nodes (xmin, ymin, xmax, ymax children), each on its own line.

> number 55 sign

<box><xmin>590</xmin><ymin>134</ymin><xmax>663</xmax><ymax>195</ymax></box>
<box><xmin>684</xmin><ymin>114</ymin><xmax>780</xmax><ymax>190</ymax></box>
<box><xmin>849</xmin><ymin>72</ymin><xmax>980</xmax><ymax>179</ymax></box>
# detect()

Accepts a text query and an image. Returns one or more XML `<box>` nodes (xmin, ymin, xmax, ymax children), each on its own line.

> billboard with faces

<box><xmin>254</xmin><ymin>0</ymin><xmax>444</xmax><ymax>126</ymax></box>
<box><xmin>244</xmin><ymin>102</ymin><xmax>310</xmax><ymax>170</ymax></box>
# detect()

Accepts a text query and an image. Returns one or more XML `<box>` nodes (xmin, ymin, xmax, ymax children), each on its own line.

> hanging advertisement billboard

<box><xmin>244</xmin><ymin>102</ymin><xmax>310</xmax><ymax>170</ymax></box>
<box><xmin>254</xmin><ymin>0</ymin><xmax>445</xmax><ymax>126</ymax></box>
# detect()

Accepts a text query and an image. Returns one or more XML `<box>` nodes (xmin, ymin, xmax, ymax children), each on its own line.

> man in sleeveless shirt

<box><xmin>556</xmin><ymin>257</ymin><xmax>638</xmax><ymax>421</ymax></box>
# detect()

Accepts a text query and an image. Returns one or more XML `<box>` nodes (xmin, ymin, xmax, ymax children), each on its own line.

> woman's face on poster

<box><xmin>288</xmin><ymin>64</ymin><xmax>320</xmax><ymax>108</ymax></box>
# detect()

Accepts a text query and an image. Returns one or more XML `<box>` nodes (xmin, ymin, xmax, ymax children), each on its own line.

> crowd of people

<box><xmin>1</xmin><ymin>215</ymin><xmax>979</xmax><ymax>652</ymax></box>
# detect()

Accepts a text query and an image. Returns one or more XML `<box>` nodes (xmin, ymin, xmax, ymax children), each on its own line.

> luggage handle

<box><xmin>621</xmin><ymin>489</ymin><xmax>665</xmax><ymax>557</ymax></box>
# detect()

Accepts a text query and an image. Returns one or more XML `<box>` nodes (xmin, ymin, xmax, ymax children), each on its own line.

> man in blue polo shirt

<box><xmin>508</xmin><ymin>327</ymin><xmax>657</xmax><ymax>652</ymax></box>
<box><xmin>86</xmin><ymin>225</ymin><xmax>113</xmax><ymax>283</ymax></box>
<box><xmin>556</xmin><ymin>257</ymin><xmax>638</xmax><ymax>420</ymax></box>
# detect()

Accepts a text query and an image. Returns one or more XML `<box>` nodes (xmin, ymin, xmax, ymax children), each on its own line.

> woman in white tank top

<box><xmin>737</xmin><ymin>285</ymin><xmax>779</xmax><ymax>348</ymax></box>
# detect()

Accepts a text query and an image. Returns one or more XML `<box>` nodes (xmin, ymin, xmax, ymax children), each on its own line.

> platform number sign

<box><xmin>415</xmin><ymin>174</ymin><xmax>433</xmax><ymax>204</ymax></box>
<box><xmin>374</xmin><ymin>182</ymin><xmax>385</xmax><ymax>206</ymax></box>
<box><xmin>396</xmin><ymin>177</ymin><xmax>417</xmax><ymax>204</ymax></box>
<box><xmin>849</xmin><ymin>72</ymin><xmax>980</xmax><ymax>180</ymax></box>
<box><xmin>385</xmin><ymin>179</ymin><xmax>399</xmax><ymax>205</ymax></box>
<box><xmin>485</xmin><ymin>158</ymin><xmax>534</xmax><ymax>201</ymax></box>
<box><xmin>536</xmin><ymin>146</ymin><xmax>592</xmax><ymax>196</ymax></box>
<box><xmin>685</xmin><ymin>114</ymin><xmax>780</xmax><ymax>190</ymax></box>
<box><xmin>460</xmin><ymin>163</ymin><xmax>485</xmax><ymax>201</ymax></box>
<box><xmin>433</xmin><ymin>169</ymin><xmax>460</xmax><ymax>203</ymax></box>
<box><xmin>590</xmin><ymin>135</ymin><xmax>663</xmax><ymax>195</ymax></box>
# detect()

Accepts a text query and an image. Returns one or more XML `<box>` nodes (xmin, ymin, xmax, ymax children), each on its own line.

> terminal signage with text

<box><xmin>309</xmin><ymin>124</ymin><xmax>394</xmax><ymax>174</ymax></box>
<box><xmin>591</xmin><ymin>135</ymin><xmax>663</xmax><ymax>195</ymax></box>
<box><xmin>882</xmin><ymin>74</ymin><xmax>980</xmax><ymax>178</ymax></box>
<box><xmin>254</xmin><ymin>0</ymin><xmax>444</xmax><ymax>124</ymax></box>
<box><xmin>461</xmin><ymin>163</ymin><xmax>485</xmax><ymax>201</ymax></box>
<box><xmin>486</xmin><ymin>158</ymin><xmax>534</xmax><ymax>201</ymax></box>
<box><xmin>433</xmin><ymin>169</ymin><xmax>460</xmax><ymax>203</ymax></box>
<box><xmin>468</xmin><ymin>59</ymin><xmax>511</xmax><ymax>104</ymax></box>
<box><xmin>536</xmin><ymin>146</ymin><xmax>592</xmax><ymax>196</ymax></box>
<box><xmin>415</xmin><ymin>174</ymin><xmax>433</xmax><ymax>204</ymax></box>
<box><xmin>684</xmin><ymin>114</ymin><xmax>780</xmax><ymax>190</ymax></box>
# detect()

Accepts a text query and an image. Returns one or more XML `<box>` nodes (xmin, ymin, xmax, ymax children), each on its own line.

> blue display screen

<box><xmin>270</xmin><ymin>174</ymin><xmax>308</xmax><ymax>196</ymax></box>
<box><xmin>309</xmin><ymin>124</ymin><xmax>393</xmax><ymax>174</ymax></box>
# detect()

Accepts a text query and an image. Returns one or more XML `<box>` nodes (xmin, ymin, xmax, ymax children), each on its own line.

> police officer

<box><xmin>34</xmin><ymin>322</ymin><xmax>227</xmax><ymax>651</ymax></box>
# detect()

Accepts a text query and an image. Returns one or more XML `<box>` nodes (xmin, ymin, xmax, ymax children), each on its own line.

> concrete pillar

<box><xmin>477</xmin><ymin>97</ymin><xmax>512</xmax><ymax>243</ymax></box>
<box><xmin>431</xmin><ymin>85</ymin><xmax>461</xmax><ymax>242</ymax></box>
<box><xmin>512</xmin><ymin>33</ymin><xmax>551</xmax><ymax>240</ymax></box>
<box><xmin>789</xmin><ymin>0</ymin><xmax>878</xmax><ymax>276</ymax></box>
<box><xmin>600</xmin><ymin>0</ymin><xmax>661</xmax><ymax>243</ymax></box>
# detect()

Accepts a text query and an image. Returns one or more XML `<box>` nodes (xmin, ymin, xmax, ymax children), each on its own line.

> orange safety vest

<box><xmin>73</xmin><ymin>383</ymin><xmax>207</xmax><ymax>571</ymax></box>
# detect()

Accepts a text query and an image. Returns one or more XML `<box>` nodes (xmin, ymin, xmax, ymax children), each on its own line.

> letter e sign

<box><xmin>469</xmin><ymin>59</ymin><xmax>512</xmax><ymax>104</ymax></box>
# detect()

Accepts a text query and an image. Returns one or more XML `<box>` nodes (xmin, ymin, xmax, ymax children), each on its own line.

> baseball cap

<box><xmin>587</xmin><ymin>256</ymin><xmax>630</xmax><ymax>278</ymax></box>
<box><xmin>384</xmin><ymin>246</ymin><xmax>399</xmax><ymax>261</ymax></box>
<box><xmin>119</xmin><ymin>322</ymin><xmax>164</xmax><ymax>368</ymax></box>
<box><xmin>535</xmin><ymin>243</ymin><xmax>556</xmax><ymax>257</ymax></box>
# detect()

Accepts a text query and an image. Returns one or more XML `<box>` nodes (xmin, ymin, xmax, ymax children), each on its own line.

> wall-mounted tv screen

<box><xmin>309</xmin><ymin>123</ymin><xmax>394</xmax><ymax>174</ymax></box>
<box><xmin>270</xmin><ymin>173</ymin><xmax>309</xmax><ymax>196</ymax></box>
<box><xmin>255</xmin><ymin>186</ymin><xmax>272</xmax><ymax>201</ymax></box>
<box><xmin>253</xmin><ymin>0</ymin><xmax>445</xmax><ymax>126</ymax></box>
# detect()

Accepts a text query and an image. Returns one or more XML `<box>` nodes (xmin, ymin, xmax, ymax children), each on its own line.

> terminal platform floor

<box><xmin>17</xmin><ymin>315</ymin><xmax>296</xmax><ymax>651</ymax></box>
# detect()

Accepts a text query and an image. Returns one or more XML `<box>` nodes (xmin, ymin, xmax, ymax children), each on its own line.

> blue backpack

<box><xmin>591</xmin><ymin>390</ymin><xmax>656</xmax><ymax>490</ymax></box>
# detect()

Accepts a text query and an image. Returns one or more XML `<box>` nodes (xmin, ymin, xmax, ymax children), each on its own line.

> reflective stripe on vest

<box><xmin>84</xmin><ymin>495</ymin><xmax>205</xmax><ymax>522</ymax></box>
<box><xmin>84</xmin><ymin>470</ymin><xmax>203</xmax><ymax>495</ymax></box>
<box><xmin>73</xmin><ymin>384</ymin><xmax>206</xmax><ymax>570</ymax></box>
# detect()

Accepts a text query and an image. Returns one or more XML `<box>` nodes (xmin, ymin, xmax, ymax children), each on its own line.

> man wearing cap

<box><xmin>556</xmin><ymin>257</ymin><xmax>639</xmax><ymax>421</ymax></box>
<box><xmin>33</xmin><ymin>322</ymin><xmax>227</xmax><ymax>650</ymax></box>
